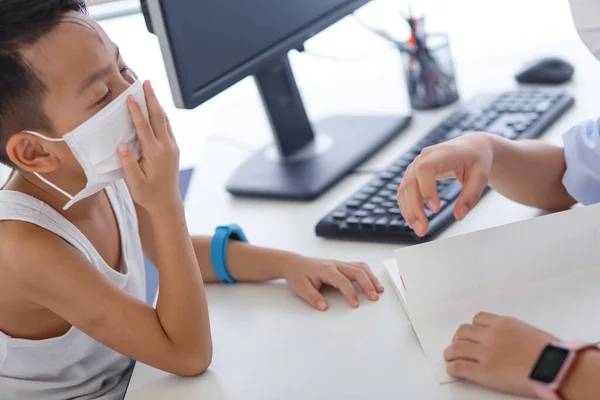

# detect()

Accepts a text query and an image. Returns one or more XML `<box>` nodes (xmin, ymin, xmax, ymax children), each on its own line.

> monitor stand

<box><xmin>226</xmin><ymin>54</ymin><xmax>411</xmax><ymax>200</ymax></box>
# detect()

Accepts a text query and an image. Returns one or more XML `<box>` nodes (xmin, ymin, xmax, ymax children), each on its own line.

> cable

<box><xmin>302</xmin><ymin>48</ymin><xmax>394</xmax><ymax>63</ymax></box>
<box><xmin>351</xmin><ymin>13</ymin><xmax>413</xmax><ymax>54</ymax></box>
<box><xmin>299</xmin><ymin>13</ymin><xmax>413</xmax><ymax>64</ymax></box>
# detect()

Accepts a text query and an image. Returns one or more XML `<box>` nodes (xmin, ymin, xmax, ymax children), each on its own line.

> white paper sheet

<box><xmin>386</xmin><ymin>203</ymin><xmax>600</xmax><ymax>383</ymax></box>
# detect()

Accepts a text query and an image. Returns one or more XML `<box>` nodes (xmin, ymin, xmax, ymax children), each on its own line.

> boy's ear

<box><xmin>6</xmin><ymin>132</ymin><xmax>60</xmax><ymax>173</ymax></box>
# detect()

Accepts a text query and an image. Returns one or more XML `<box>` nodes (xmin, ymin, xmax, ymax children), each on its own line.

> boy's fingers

<box><xmin>128</xmin><ymin>96</ymin><xmax>157</xmax><ymax>151</ymax></box>
<box><xmin>143</xmin><ymin>81</ymin><xmax>169</xmax><ymax>142</ymax></box>
<box><xmin>323</xmin><ymin>272</ymin><xmax>359</xmax><ymax>308</ymax></box>
<box><xmin>455</xmin><ymin>166</ymin><xmax>488</xmax><ymax>221</ymax></box>
<box><xmin>164</xmin><ymin>112</ymin><xmax>177</xmax><ymax>142</ymax></box>
<box><xmin>340</xmin><ymin>264</ymin><xmax>379</xmax><ymax>301</ymax></box>
<box><xmin>118</xmin><ymin>144</ymin><xmax>145</xmax><ymax>185</ymax></box>
<box><xmin>350</xmin><ymin>262</ymin><xmax>385</xmax><ymax>293</ymax></box>
<box><xmin>295</xmin><ymin>279</ymin><xmax>328</xmax><ymax>311</ymax></box>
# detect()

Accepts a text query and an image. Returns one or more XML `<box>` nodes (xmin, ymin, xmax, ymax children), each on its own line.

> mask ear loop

<box><xmin>21</xmin><ymin>130</ymin><xmax>75</xmax><ymax>201</ymax></box>
<box><xmin>22</xmin><ymin>130</ymin><xmax>66</xmax><ymax>142</ymax></box>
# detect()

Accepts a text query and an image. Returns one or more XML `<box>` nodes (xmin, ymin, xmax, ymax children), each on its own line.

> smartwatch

<box><xmin>210</xmin><ymin>224</ymin><xmax>249</xmax><ymax>284</ymax></box>
<box><xmin>529</xmin><ymin>340</ymin><xmax>599</xmax><ymax>400</ymax></box>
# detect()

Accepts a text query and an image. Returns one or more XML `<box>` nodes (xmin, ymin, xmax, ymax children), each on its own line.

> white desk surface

<box><xmin>96</xmin><ymin>1</ymin><xmax>600</xmax><ymax>399</ymax></box>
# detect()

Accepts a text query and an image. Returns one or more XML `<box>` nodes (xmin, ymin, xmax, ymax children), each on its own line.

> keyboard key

<box><xmin>371</xmin><ymin>196</ymin><xmax>384</xmax><ymax>204</ymax></box>
<box><xmin>354</xmin><ymin>193</ymin><xmax>370</xmax><ymax>201</ymax></box>
<box><xmin>439</xmin><ymin>181</ymin><xmax>463</xmax><ymax>201</ymax></box>
<box><xmin>535</xmin><ymin>100</ymin><xmax>553</xmax><ymax>113</ymax></box>
<box><xmin>378</xmin><ymin>172</ymin><xmax>396</xmax><ymax>180</ymax></box>
<box><xmin>392</xmin><ymin>177</ymin><xmax>403</xmax><ymax>185</ymax></box>
<box><xmin>361</xmin><ymin>217</ymin><xmax>375</xmax><ymax>228</ymax></box>
<box><xmin>332</xmin><ymin>211</ymin><xmax>347</xmax><ymax>220</ymax></box>
<box><xmin>381</xmin><ymin>201</ymin><xmax>396</xmax><ymax>208</ymax></box>
<box><xmin>362</xmin><ymin>203</ymin><xmax>376</xmax><ymax>211</ymax></box>
<box><xmin>354</xmin><ymin>210</ymin><xmax>369</xmax><ymax>218</ymax></box>
<box><xmin>346</xmin><ymin>217</ymin><xmax>360</xmax><ymax>228</ymax></box>
<box><xmin>386</xmin><ymin>183</ymin><xmax>399</xmax><ymax>191</ymax></box>
<box><xmin>379</xmin><ymin>190</ymin><xmax>394</xmax><ymax>197</ymax></box>
<box><xmin>440</xmin><ymin>199</ymin><xmax>449</xmax><ymax>209</ymax></box>
<box><xmin>347</xmin><ymin>200</ymin><xmax>361</xmax><ymax>209</ymax></box>
<box><xmin>362</xmin><ymin>186</ymin><xmax>377</xmax><ymax>195</ymax></box>
<box><xmin>388</xmin><ymin>207</ymin><xmax>401</xmax><ymax>215</ymax></box>
<box><xmin>502</xmin><ymin>129</ymin><xmax>519</xmax><ymax>140</ymax></box>
<box><xmin>473</xmin><ymin>121</ymin><xmax>489</xmax><ymax>131</ymax></box>
<box><xmin>373</xmin><ymin>208</ymin><xmax>387</xmax><ymax>215</ymax></box>
<box><xmin>513</xmin><ymin>124</ymin><xmax>527</xmax><ymax>133</ymax></box>
<box><xmin>388</xmin><ymin>165</ymin><xmax>402</xmax><ymax>174</ymax></box>
<box><xmin>445</xmin><ymin>128</ymin><xmax>463</xmax><ymax>140</ymax></box>
<box><xmin>425</xmin><ymin>208</ymin><xmax>435</xmax><ymax>218</ymax></box>
<box><xmin>389</xmin><ymin>219</ymin><xmax>408</xmax><ymax>231</ymax></box>
<box><xmin>374</xmin><ymin>217</ymin><xmax>388</xmax><ymax>229</ymax></box>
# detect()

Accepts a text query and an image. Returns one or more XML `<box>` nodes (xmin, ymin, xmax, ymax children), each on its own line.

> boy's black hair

<box><xmin>0</xmin><ymin>0</ymin><xmax>87</xmax><ymax>167</ymax></box>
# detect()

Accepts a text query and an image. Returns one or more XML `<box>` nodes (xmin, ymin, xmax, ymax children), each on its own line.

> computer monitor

<box><xmin>144</xmin><ymin>0</ymin><xmax>411</xmax><ymax>200</ymax></box>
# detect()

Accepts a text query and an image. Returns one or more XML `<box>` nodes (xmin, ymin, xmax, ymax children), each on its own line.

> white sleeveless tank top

<box><xmin>0</xmin><ymin>180</ymin><xmax>146</xmax><ymax>400</ymax></box>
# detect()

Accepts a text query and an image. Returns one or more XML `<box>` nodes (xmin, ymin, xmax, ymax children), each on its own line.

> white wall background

<box><xmin>0</xmin><ymin>166</ymin><xmax>10</xmax><ymax>186</ymax></box>
<box><xmin>97</xmin><ymin>0</ymin><xmax>587</xmax><ymax>170</ymax></box>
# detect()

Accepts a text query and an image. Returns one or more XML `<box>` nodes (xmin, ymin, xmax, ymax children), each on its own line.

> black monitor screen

<box><xmin>155</xmin><ymin>0</ymin><xmax>367</xmax><ymax>107</ymax></box>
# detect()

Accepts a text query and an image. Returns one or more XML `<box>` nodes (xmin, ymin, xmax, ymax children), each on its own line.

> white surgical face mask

<box><xmin>569</xmin><ymin>0</ymin><xmax>600</xmax><ymax>60</ymax></box>
<box><xmin>25</xmin><ymin>79</ymin><xmax>148</xmax><ymax>210</ymax></box>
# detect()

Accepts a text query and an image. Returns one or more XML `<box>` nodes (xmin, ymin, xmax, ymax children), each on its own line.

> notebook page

<box><xmin>404</xmin><ymin>265</ymin><xmax>600</xmax><ymax>383</ymax></box>
<box><xmin>395</xmin><ymin>203</ymin><xmax>600</xmax><ymax>317</ymax></box>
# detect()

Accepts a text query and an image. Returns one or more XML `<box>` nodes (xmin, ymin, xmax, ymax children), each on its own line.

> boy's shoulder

<box><xmin>0</xmin><ymin>220</ymin><xmax>71</xmax><ymax>282</ymax></box>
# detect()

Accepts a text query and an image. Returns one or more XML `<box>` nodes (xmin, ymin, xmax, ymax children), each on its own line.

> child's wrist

<box><xmin>146</xmin><ymin>199</ymin><xmax>186</xmax><ymax>224</ymax></box>
<box><xmin>559</xmin><ymin>347</ymin><xmax>600</xmax><ymax>400</ymax></box>
<box><xmin>269</xmin><ymin>251</ymin><xmax>302</xmax><ymax>280</ymax></box>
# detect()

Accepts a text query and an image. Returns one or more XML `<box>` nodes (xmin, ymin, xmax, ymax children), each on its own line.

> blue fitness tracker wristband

<box><xmin>210</xmin><ymin>224</ymin><xmax>249</xmax><ymax>284</ymax></box>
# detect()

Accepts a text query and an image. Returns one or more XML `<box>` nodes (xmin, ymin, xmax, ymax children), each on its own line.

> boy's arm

<box><xmin>138</xmin><ymin>212</ymin><xmax>384</xmax><ymax>310</ymax></box>
<box><xmin>136</xmin><ymin>208</ymin><xmax>287</xmax><ymax>283</ymax></box>
<box><xmin>191</xmin><ymin>236</ymin><xmax>290</xmax><ymax>282</ymax></box>
<box><xmin>1</xmin><ymin>220</ymin><xmax>210</xmax><ymax>376</ymax></box>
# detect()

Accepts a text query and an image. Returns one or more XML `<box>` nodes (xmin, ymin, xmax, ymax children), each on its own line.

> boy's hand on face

<box><xmin>281</xmin><ymin>256</ymin><xmax>384</xmax><ymax>311</ymax></box>
<box><xmin>397</xmin><ymin>132</ymin><xmax>494</xmax><ymax>237</ymax></box>
<box><xmin>119</xmin><ymin>80</ymin><xmax>182</xmax><ymax>214</ymax></box>
<box><xmin>444</xmin><ymin>312</ymin><xmax>556</xmax><ymax>398</ymax></box>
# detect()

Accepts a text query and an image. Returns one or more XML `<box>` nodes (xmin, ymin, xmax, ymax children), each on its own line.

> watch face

<box><xmin>530</xmin><ymin>344</ymin><xmax>570</xmax><ymax>383</ymax></box>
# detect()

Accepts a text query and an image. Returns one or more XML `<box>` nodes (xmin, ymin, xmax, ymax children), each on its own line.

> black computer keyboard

<box><xmin>316</xmin><ymin>89</ymin><xmax>575</xmax><ymax>242</ymax></box>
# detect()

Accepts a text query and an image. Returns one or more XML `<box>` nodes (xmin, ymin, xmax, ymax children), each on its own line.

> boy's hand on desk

<box><xmin>281</xmin><ymin>256</ymin><xmax>384</xmax><ymax>311</ymax></box>
<box><xmin>444</xmin><ymin>312</ymin><xmax>556</xmax><ymax>397</ymax></box>
<box><xmin>397</xmin><ymin>132</ymin><xmax>494</xmax><ymax>237</ymax></box>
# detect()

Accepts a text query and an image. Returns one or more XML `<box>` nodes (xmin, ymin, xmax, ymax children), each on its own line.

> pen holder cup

<box><xmin>401</xmin><ymin>34</ymin><xmax>459</xmax><ymax>110</ymax></box>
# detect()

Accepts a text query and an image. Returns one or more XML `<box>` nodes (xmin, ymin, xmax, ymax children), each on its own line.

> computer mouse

<box><xmin>516</xmin><ymin>57</ymin><xmax>574</xmax><ymax>85</ymax></box>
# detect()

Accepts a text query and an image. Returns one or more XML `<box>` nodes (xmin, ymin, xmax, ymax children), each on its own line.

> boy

<box><xmin>397</xmin><ymin>0</ymin><xmax>600</xmax><ymax>398</ymax></box>
<box><xmin>0</xmin><ymin>2</ymin><xmax>384</xmax><ymax>399</ymax></box>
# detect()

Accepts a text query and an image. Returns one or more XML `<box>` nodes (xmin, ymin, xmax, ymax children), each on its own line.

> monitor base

<box><xmin>226</xmin><ymin>114</ymin><xmax>412</xmax><ymax>200</ymax></box>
